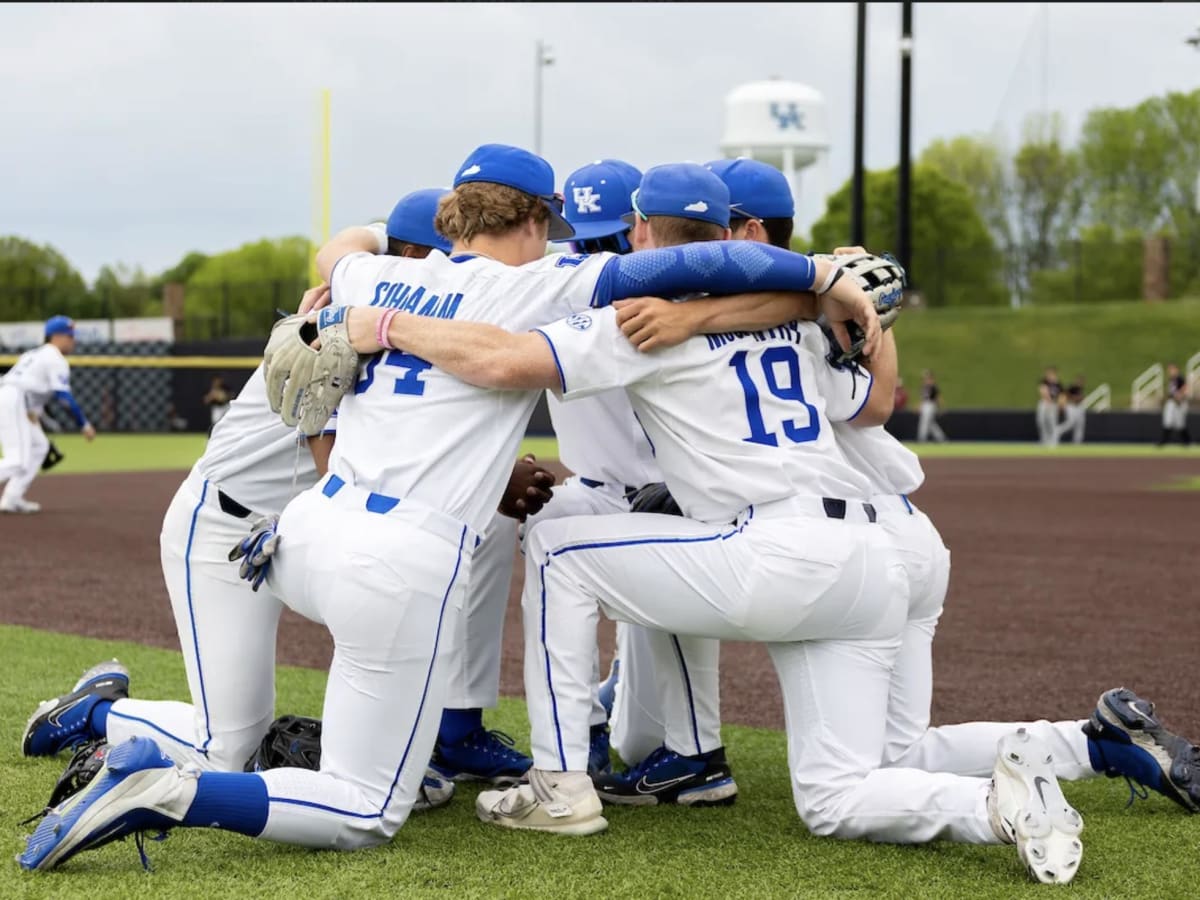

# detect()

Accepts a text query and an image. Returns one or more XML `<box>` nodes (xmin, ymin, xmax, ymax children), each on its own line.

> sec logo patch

<box><xmin>566</xmin><ymin>313</ymin><xmax>593</xmax><ymax>331</ymax></box>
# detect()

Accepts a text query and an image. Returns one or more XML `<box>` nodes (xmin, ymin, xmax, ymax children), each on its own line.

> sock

<box><xmin>438</xmin><ymin>708</ymin><xmax>483</xmax><ymax>745</ymax></box>
<box><xmin>90</xmin><ymin>699</ymin><xmax>113</xmax><ymax>738</ymax></box>
<box><xmin>183</xmin><ymin>772</ymin><xmax>270</xmax><ymax>836</ymax></box>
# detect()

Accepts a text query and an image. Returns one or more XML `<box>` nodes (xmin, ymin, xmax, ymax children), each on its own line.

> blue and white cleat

<box><xmin>22</xmin><ymin>660</ymin><xmax>130</xmax><ymax>757</ymax></box>
<box><xmin>593</xmin><ymin>744</ymin><xmax>738</xmax><ymax>807</ymax></box>
<box><xmin>413</xmin><ymin>768</ymin><xmax>456</xmax><ymax>813</ymax></box>
<box><xmin>430</xmin><ymin>729</ymin><xmax>532</xmax><ymax>786</ymax></box>
<box><xmin>598</xmin><ymin>658</ymin><xmax>620</xmax><ymax>721</ymax></box>
<box><xmin>19</xmin><ymin>737</ymin><xmax>196</xmax><ymax>872</ymax></box>
<box><xmin>1084</xmin><ymin>687</ymin><xmax>1200</xmax><ymax>813</ymax></box>
<box><xmin>588</xmin><ymin>724</ymin><xmax>613</xmax><ymax>778</ymax></box>
<box><xmin>988</xmin><ymin>728</ymin><xmax>1084</xmax><ymax>885</ymax></box>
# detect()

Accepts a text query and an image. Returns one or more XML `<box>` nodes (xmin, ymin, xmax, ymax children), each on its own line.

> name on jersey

<box><xmin>704</xmin><ymin>321</ymin><xmax>801</xmax><ymax>352</ymax></box>
<box><xmin>370</xmin><ymin>281</ymin><xmax>463</xmax><ymax>319</ymax></box>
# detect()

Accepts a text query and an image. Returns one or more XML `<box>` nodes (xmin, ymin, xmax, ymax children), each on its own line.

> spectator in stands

<box><xmin>893</xmin><ymin>376</ymin><xmax>909</xmax><ymax>413</ymax></box>
<box><xmin>1055</xmin><ymin>374</ymin><xmax>1086</xmax><ymax>444</ymax></box>
<box><xmin>203</xmin><ymin>375</ymin><xmax>231</xmax><ymax>432</ymax></box>
<box><xmin>1159</xmin><ymin>363</ymin><xmax>1192</xmax><ymax>447</ymax></box>
<box><xmin>1036</xmin><ymin>365</ymin><xmax>1063</xmax><ymax>447</ymax></box>
<box><xmin>917</xmin><ymin>369</ymin><xmax>947</xmax><ymax>443</ymax></box>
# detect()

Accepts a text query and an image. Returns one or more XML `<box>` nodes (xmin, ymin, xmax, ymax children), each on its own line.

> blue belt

<box><xmin>322</xmin><ymin>474</ymin><xmax>404</xmax><ymax>514</ymax></box>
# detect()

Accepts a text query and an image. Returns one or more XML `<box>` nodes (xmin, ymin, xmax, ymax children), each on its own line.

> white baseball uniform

<box><xmin>0</xmin><ymin>344</ymin><xmax>72</xmax><ymax>505</ymax></box>
<box><xmin>104</xmin><ymin>364</ymin><xmax>334</xmax><ymax>771</ymax></box>
<box><xmin>253</xmin><ymin>248</ymin><xmax>642</xmax><ymax>849</ymax></box>
<box><xmin>833</xmin><ymin>422</ymin><xmax>1093</xmax><ymax>781</ymax></box>
<box><xmin>517</xmin><ymin>308</ymin><xmax>1081</xmax><ymax>844</ymax></box>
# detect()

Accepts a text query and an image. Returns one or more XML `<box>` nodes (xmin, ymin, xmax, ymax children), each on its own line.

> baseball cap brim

<box><xmin>559</xmin><ymin>217</ymin><xmax>631</xmax><ymax>242</ymax></box>
<box><xmin>545</xmin><ymin>200</ymin><xmax>575</xmax><ymax>240</ymax></box>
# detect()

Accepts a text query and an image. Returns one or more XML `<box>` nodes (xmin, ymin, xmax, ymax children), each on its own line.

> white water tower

<box><xmin>719</xmin><ymin>79</ymin><xmax>831</xmax><ymax>236</ymax></box>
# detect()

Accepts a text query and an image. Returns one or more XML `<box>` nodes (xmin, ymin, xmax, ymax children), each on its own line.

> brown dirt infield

<box><xmin>2</xmin><ymin>455</ymin><xmax>1197</xmax><ymax>737</ymax></box>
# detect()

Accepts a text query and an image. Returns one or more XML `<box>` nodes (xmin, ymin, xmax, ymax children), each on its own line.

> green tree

<box><xmin>1013</xmin><ymin>113</ymin><xmax>1081</xmax><ymax>280</ymax></box>
<box><xmin>919</xmin><ymin>135</ymin><xmax>1012</xmax><ymax>248</ymax></box>
<box><xmin>184</xmin><ymin>237</ymin><xmax>312</xmax><ymax>338</ymax></box>
<box><xmin>811</xmin><ymin>165</ymin><xmax>1005</xmax><ymax>307</ymax></box>
<box><xmin>92</xmin><ymin>263</ymin><xmax>159</xmax><ymax>319</ymax></box>
<box><xmin>0</xmin><ymin>237</ymin><xmax>90</xmax><ymax>322</ymax></box>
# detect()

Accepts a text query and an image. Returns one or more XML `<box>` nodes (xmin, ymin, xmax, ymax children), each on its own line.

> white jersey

<box><xmin>537</xmin><ymin>308</ymin><xmax>875</xmax><ymax>524</ymax></box>
<box><xmin>328</xmin><ymin>249</ymin><xmax>613</xmax><ymax>534</ymax></box>
<box><xmin>194</xmin><ymin>365</ymin><xmax>334</xmax><ymax>517</ymax></box>
<box><xmin>547</xmin><ymin>391</ymin><xmax>662</xmax><ymax>488</ymax></box>
<box><xmin>0</xmin><ymin>344</ymin><xmax>71</xmax><ymax>413</ymax></box>
<box><xmin>831</xmin><ymin>422</ymin><xmax>925</xmax><ymax>497</ymax></box>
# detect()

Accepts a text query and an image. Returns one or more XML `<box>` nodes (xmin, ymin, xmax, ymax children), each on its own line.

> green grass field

<box><xmin>895</xmin><ymin>297</ymin><xmax>1200</xmax><ymax>409</ymax></box>
<box><xmin>38</xmin><ymin>433</ymin><xmax>1198</xmax><ymax>477</ymax></box>
<box><xmin>1</xmin><ymin>626</ymin><xmax>1196</xmax><ymax>899</ymax></box>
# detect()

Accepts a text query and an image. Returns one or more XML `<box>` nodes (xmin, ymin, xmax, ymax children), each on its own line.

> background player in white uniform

<box><xmin>0</xmin><ymin>315</ymin><xmax>96</xmax><ymax>513</ymax></box>
<box><xmin>20</xmin><ymin>143</ymin><xmax>880</xmax><ymax>871</ymax></box>
<box><xmin>19</xmin><ymin>191</ymin><xmax>453</xmax><ymax>791</ymax></box>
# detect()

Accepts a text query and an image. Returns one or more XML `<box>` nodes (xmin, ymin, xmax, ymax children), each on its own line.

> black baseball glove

<box><xmin>20</xmin><ymin>739</ymin><xmax>110</xmax><ymax>825</ymax></box>
<box><xmin>244</xmin><ymin>715</ymin><xmax>323</xmax><ymax>772</ymax></box>
<box><xmin>628</xmin><ymin>482</ymin><xmax>683</xmax><ymax>517</ymax></box>
<box><xmin>42</xmin><ymin>441</ymin><xmax>65</xmax><ymax>471</ymax></box>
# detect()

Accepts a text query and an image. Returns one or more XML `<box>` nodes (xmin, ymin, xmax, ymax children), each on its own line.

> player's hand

<box><xmin>614</xmin><ymin>297</ymin><xmax>696</xmax><ymax>352</ymax></box>
<box><xmin>342</xmin><ymin>306</ymin><xmax>390</xmax><ymax>354</ymax></box>
<box><xmin>297</xmin><ymin>283</ymin><xmax>331</xmax><ymax>315</ymax></box>
<box><xmin>818</xmin><ymin>273</ymin><xmax>881</xmax><ymax>360</ymax></box>
<box><xmin>833</xmin><ymin>246</ymin><xmax>868</xmax><ymax>255</ymax></box>
<box><xmin>499</xmin><ymin>454</ymin><xmax>556</xmax><ymax>522</ymax></box>
<box><xmin>81</xmin><ymin>423</ymin><xmax>96</xmax><ymax>442</ymax></box>
<box><xmin>228</xmin><ymin>515</ymin><xmax>280</xmax><ymax>592</ymax></box>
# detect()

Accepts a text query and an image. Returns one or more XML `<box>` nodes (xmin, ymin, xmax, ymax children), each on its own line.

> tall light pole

<box><xmin>897</xmin><ymin>2</ymin><xmax>913</xmax><ymax>281</ymax></box>
<box><xmin>534</xmin><ymin>39</ymin><xmax>554</xmax><ymax>155</ymax></box>
<box><xmin>851</xmin><ymin>2</ymin><xmax>867</xmax><ymax>247</ymax></box>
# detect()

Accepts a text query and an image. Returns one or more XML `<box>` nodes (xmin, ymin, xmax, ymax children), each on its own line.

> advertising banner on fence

<box><xmin>0</xmin><ymin>317</ymin><xmax>173</xmax><ymax>348</ymax></box>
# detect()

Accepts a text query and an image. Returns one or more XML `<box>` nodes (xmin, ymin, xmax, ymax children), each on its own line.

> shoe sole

<box><xmin>598</xmin><ymin>778</ymin><xmax>738</xmax><ymax>808</ymax></box>
<box><xmin>22</xmin><ymin>762</ymin><xmax>171</xmax><ymax>871</ymax></box>
<box><xmin>21</xmin><ymin>666</ymin><xmax>131</xmax><ymax>757</ymax></box>
<box><xmin>1092</xmin><ymin>689</ymin><xmax>1200</xmax><ymax>813</ymax></box>
<box><xmin>995</xmin><ymin>730</ymin><xmax>1084</xmax><ymax>885</ymax></box>
<box><xmin>475</xmin><ymin>804</ymin><xmax>609</xmax><ymax>836</ymax></box>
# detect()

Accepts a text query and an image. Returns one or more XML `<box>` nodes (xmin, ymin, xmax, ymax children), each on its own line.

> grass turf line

<box><xmin>1</xmin><ymin>626</ymin><xmax>1197</xmax><ymax>899</ymax></box>
<box><xmin>39</xmin><ymin>433</ymin><xmax>1197</xmax><ymax>477</ymax></box>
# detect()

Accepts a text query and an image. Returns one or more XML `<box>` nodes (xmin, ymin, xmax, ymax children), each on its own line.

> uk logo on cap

<box><xmin>560</xmin><ymin>159</ymin><xmax>642</xmax><ymax>242</ymax></box>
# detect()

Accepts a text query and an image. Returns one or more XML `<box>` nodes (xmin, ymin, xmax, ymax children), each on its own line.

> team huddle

<box><xmin>16</xmin><ymin>144</ymin><xmax>1200</xmax><ymax>885</ymax></box>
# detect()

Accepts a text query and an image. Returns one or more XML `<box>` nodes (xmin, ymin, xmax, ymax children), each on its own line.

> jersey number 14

<box><xmin>730</xmin><ymin>347</ymin><xmax>820</xmax><ymax>446</ymax></box>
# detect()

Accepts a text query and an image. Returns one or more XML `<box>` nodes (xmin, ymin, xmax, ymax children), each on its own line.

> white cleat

<box><xmin>412</xmin><ymin>768</ymin><xmax>455</xmax><ymax>813</ymax></box>
<box><xmin>0</xmin><ymin>498</ymin><xmax>41</xmax><ymax>514</ymax></box>
<box><xmin>988</xmin><ymin>728</ymin><xmax>1084</xmax><ymax>885</ymax></box>
<box><xmin>476</xmin><ymin>768</ymin><xmax>608</xmax><ymax>836</ymax></box>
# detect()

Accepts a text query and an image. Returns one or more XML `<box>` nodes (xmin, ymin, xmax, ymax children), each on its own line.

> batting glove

<box><xmin>228</xmin><ymin>515</ymin><xmax>281</xmax><ymax>592</ymax></box>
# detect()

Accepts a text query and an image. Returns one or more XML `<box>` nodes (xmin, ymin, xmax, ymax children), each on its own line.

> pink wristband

<box><xmin>377</xmin><ymin>308</ymin><xmax>399</xmax><ymax>350</ymax></box>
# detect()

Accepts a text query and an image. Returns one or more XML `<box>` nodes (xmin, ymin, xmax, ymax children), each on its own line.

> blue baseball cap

<box><xmin>623</xmin><ymin>163</ymin><xmax>731</xmax><ymax>228</ymax></box>
<box><xmin>705</xmin><ymin>158</ymin><xmax>795</xmax><ymax>219</ymax></box>
<box><xmin>387</xmin><ymin>188</ymin><xmax>452</xmax><ymax>253</ymax></box>
<box><xmin>559</xmin><ymin>159</ymin><xmax>643</xmax><ymax>242</ymax></box>
<box><xmin>453</xmin><ymin>143</ymin><xmax>574</xmax><ymax>240</ymax></box>
<box><xmin>45</xmin><ymin>315</ymin><xmax>75</xmax><ymax>338</ymax></box>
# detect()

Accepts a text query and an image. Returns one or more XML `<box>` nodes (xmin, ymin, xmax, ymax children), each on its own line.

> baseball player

<box><xmin>1036</xmin><ymin>365</ymin><xmax>1062</xmax><ymax>447</ymax></box>
<box><xmin>0</xmin><ymin>315</ymin><xmax>96</xmax><ymax>513</ymax></box>
<box><xmin>917</xmin><ymin>369</ymin><xmax>946</xmax><ymax>443</ymax></box>
<box><xmin>18</xmin><ymin>190</ymin><xmax>460</xmax><ymax>812</ymax></box>
<box><xmin>1159</xmin><ymin>362</ymin><xmax>1191</xmax><ymax>446</ymax></box>
<box><xmin>20</xmin><ymin>143</ymin><xmax>881</xmax><ymax>871</ymax></box>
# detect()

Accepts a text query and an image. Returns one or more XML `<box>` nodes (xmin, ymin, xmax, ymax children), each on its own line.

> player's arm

<box><xmin>314</xmin><ymin>225</ymin><xmax>389</xmax><ymax>283</ymax></box>
<box><xmin>305</xmin><ymin>407</ymin><xmax>338</xmax><ymax>476</ymax></box>
<box><xmin>614</xmin><ymin>293</ymin><xmax>816</xmax><ymax>351</ymax></box>
<box><xmin>851</xmin><ymin>330</ymin><xmax>897</xmax><ymax>426</ymax></box>
<box><xmin>345</xmin><ymin>307</ymin><xmax>558</xmax><ymax>391</ymax></box>
<box><xmin>52</xmin><ymin>367</ymin><xmax>95</xmax><ymax>440</ymax></box>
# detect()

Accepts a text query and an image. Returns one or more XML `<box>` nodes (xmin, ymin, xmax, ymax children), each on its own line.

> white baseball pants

<box><xmin>106</xmin><ymin>469</ymin><xmax>283</xmax><ymax>771</ymax></box>
<box><xmin>252</xmin><ymin>477</ymin><xmax>472</xmax><ymax>849</ymax></box>
<box><xmin>875</xmin><ymin>495</ymin><xmax>1093</xmax><ymax>781</ymax></box>
<box><xmin>0</xmin><ymin>384</ymin><xmax>49</xmax><ymax>506</ymax></box>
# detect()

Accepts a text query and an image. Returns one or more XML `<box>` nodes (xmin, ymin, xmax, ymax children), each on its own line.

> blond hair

<box><xmin>648</xmin><ymin>216</ymin><xmax>725</xmax><ymax>247</ymax></box>
<box><xmin>435</xmin><ymin>183</ymin><xmax>549</xmax><ymax>244</ymax></box>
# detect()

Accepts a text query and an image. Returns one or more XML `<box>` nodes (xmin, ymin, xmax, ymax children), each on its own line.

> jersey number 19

<box><xmin>730</xmin><ymin>347</ymin><xmax>820</xmax><ymax>446</ymax></box>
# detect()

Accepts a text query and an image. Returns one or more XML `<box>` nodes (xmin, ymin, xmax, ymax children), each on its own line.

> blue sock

<box><xmin>90</xmin><ymin>699</ymin><xmax>113</xmax><ymax>738</ymax></box>
<box><xmin>439</xmin><ymin>708</ymin><xmax>483</xmax><ymax>745</ymax></box>
<box><xmin>183</xmin><ymin>773</ymin><xmax>270</xmax><ymax>836</ymax></box>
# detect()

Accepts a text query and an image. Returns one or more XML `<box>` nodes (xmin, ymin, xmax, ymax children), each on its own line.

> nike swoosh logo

<box><xmin>636</xmin><ymin>773</ymin><xmax>694</xmax><ymax>793</ymax></box>
<box><xmin>47</xmin><ymin>697</ymin><xmax>87</xmax><ymax>729</ymax></box>
<box><xmin>1033</xmin><ymin>776</ymin><xmax>1051</xmax><ymax>809</ymax></box>
<box><xmin>1129</xmin><ymin>701</ymin><xmax>1155</xmax><ymax>724</ymax></box>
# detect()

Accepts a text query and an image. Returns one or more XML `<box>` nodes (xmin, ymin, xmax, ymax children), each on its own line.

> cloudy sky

<box><xmin>2</xmin><ymin>2</ymin><xmax>1197</xmax><ymax>283</ymax></box>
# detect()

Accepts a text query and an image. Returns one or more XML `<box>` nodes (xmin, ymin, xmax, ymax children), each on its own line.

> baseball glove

<box><xmin>41</xmin><ymin>441</ymin><xmax>65</xmax><ymax>471</ymax></box>
<box><xmin>812</xmin><ymin>252</ymin><xmax>907</xmax><ymax>365</ymax></box>
<box><xmin>20</xmin><ymin>739</ymin><xmax>110</xmax><ymax>825</ymax></box>
<box><xmin>628</xmin><ymin>482</ymin><xmax>683</xmax><ymax>517</ymax></box>
<box><xmin>244</xmin><ymin>715</ymin><xmax>322</xmax><ymax>772</ymax></box>
<box><xmin>264</xmin><ymin>306</ymin><xmax>362</xmax><ymax>436</ymax></box>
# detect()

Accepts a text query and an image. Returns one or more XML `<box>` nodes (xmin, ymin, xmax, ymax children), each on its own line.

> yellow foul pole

<box><xmin>309</xmin><ymin>89</ymin><xmax>332</xmax><ymax>286</ymax></box>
